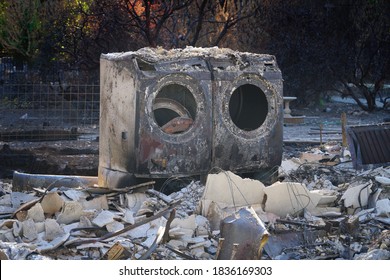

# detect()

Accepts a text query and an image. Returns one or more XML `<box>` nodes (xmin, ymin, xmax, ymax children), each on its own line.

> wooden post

<box><xmin>341</xmin><ymin>112</ymin><xmax>347</xmax><ymax>147</ymax></box>
<box><xmin>215</xmin><ymin>238</ymin><xmax>225</xmax><ymax>259</ymax></box>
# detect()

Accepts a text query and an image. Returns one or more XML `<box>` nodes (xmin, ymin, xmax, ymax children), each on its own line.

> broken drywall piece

<box><xmin>35</xmin><ymin>222</ymin><xmax>45</xmax><ymax>233</ymax></box>
<box><xmin>300</xmin><ymin>152</ymin><xmax>326</xmax><ymax>163</ymax></box>
<box><xmin>92</xmin><ymin>210</ymin><xmax>115</xmax><ymax>227</ymax></box>
<box><xmin>11</xmin><ymin>192</ymin><xmax>37</xmax><ymax>208</ymax></box>
<box><xmin>354</xmin><ymin>249</ymin><xmax>390</xmax><ymax>260</ymax></box>
<box><xmin>40</xmin><ymin>192</ymin><xmax>64</xmax><ymax>215</ymax></box>
<box><xmin>56</xmin><ymin>201</ymin><xmax>83</xmax><ymax>225</ymax></box>
<box><xmin>106</xmin><ymin>221</ymin><xmax>125</xmax><ymax>232</ymax></box>
<box><xmin>12</xmin><ymin>220</ymin><xmax>23</xmax><ymax>237</ymax></box>
<box><xmin>308</xmin><ymin>207</ymin><xmax>342</xmax><ymax>217</ymax></box>
<box><xmin>128</xmin><ymin>217</ymin><xmax>167</xmax><ymax>240</ymax></box>
<box><xmin>375</xmin><ymin>176</ymin><xmax>390</xmax><ymax>186</ymax></box>
<box><xmin>171</xmin><ymin>214</ymin><xmax>196</xmax><ymax>231</ymax></box>
<box><xmin>310</xmin><ymin>190</ymin><xmax>338</xmax><ymax>205</ymax></box>
<box><xmin>341</xmin><ymin>182</ymin><xmax>373</xmax><ymax>209</ymax></box>
<box><xmin>37</xmin><ymin>233</ymin><xmax>70</xmax><ymax>253</ymax></box>
<box><xmin>22</xmin><ymin>218</ymin><xmax>38</xmax><ymax>241</ymax></box>
<box><xmin>0</xmin><ymin>194</ymin><xmax>12</xmax><ymax>207</ymax></box>
<box><xmin>136</xmin><ymin>200</ymin><xmax>156</xmax><ymax>216</ymax></box>
<box><xmin>0</xmin><ymin>219</ymin><xmax>16</xmax><ymax>230</ymax></box>
<box><xmin>199</xmin><ymin>171</ymin><xmax>265</xmax><ymax>218</ymax></box>
<box><xmin>44</xmin><ymin>219</ymin><xmax>64</xmax><ymax>241</ymax></box>
<box><xmin>167</xmin><ymin>239</ymin><xmax>187</xmax><ymax>249</ymax></box>
<box><xmin>81</xmin><ymin>195</ymin><xmax>109</xmax><ymax>210</ymax></box>
<box><xmin>78</xmin><ymin>215</ymin><xmax>93</xmax><ymax>228</ymax></box>
<box><xmin>279</xmin><ymin>158</ymin><xmax>302</xmax><ymax>176</ymax></box>
<box><xmin>264</xmin><ymin>181</ymin><xmax>321</xmax><ymax>217</ymax></box>
<box><xmin>376</xmin><ymin>199</ymin><xmax>390</xmax><ymax>217</ymax></box>
<box><xmin>123</xmin><ymin>210</ymin><xmax>135</xmax><ymax>224</ymax></box>
<box><xmin>63</xmin><ymin>189</ymin><xmax>88</xmax><ymax>201</ymax></box>
<box><xmin>126</xmin><ymin>193</ymin><xmax>149</xmax><ymax>213</ymax></box>
<box><xmin>27</xmin><ymin>203</ymin><xmax>45</xmax><ymax>222</ymax></box>
<box><xmin>128</xmin><ymin>223</ymin><xmax>151</xmax><ymax>239</ymax></box>
<box><xmin>195</xmin><ymin>215</ymin><xmax>210</xmax><ymax>236</ymax></box>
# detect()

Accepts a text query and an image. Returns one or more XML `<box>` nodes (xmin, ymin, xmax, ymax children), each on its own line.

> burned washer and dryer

<box><xmin>98</xmin><ymin>48</ymin><xmax>283</xmax><ymax>188</ymax></box>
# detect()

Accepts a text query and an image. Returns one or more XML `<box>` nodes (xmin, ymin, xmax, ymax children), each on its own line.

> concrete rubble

<box><xmin>0</xmin><ymin>145</ymin><xmax>389</xmax><ymax>260</ymax></box>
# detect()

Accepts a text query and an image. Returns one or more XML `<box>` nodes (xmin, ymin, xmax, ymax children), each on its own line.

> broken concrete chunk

<box><xmin>92</xmin><ymin>210</ymin><xmax>115</xmax><ymax>227</ymax></box>
<box><xmin>27</xmin><ymin>203</ymin><xmax>45</xmax><ymax>222</ymax></box>
<box><xmin>44</xmin><ymin>219</ymin><xmax>64</xmax><ymax>241</ymax></box>
<box><xmin>56</xmin><ymin>201</ymin><xmax>83</xmax><ymax>225</ymax></box>
<box><xmin>40</xmin><ymin>192</ymin><xmax>64</xmax><ymax>215</ymax></box>
<box><xmin>22</xmin><ymin>218</ymin><xmax>38</xmax><ymax>241</ymax></box>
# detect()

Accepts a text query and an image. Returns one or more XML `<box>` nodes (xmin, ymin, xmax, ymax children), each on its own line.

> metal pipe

<box><xmin>12</xmin><ymin>171</ymin><xmax>98</xmax><ymax>191</ymax></box>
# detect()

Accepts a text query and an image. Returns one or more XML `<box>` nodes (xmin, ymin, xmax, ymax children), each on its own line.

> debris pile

<box><xmin>0</xmin><ymin>145</ymin><xmax>389</xmax><ymax>260</ymax></box>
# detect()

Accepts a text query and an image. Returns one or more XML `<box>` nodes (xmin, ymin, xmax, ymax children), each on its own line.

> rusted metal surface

<box><xmin>98</xmin><ymin>47</ymin><xmax>283</xmax><ymax>188</ymax></box>
<box><xmin>347</xmin><ymin>123</ymin><xmax>390</xmax><ymax>170</ymax></box>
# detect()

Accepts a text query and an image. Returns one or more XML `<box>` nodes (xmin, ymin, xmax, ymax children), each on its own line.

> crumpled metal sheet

<box><xmin>347</xmin><ymin>123</ymin><xmax>390</xmax><ymax>170</ymax></box>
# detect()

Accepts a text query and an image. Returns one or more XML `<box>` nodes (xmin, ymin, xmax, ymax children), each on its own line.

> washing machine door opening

<box><xmin>152</xmin><ymin>83</ymin><xmax>197</xmax><ymax>134</ymax></box>
<box><xmin>228</xmin><ymin>84</ymin><xmax>268</xmax><ymax>131</ymax></box>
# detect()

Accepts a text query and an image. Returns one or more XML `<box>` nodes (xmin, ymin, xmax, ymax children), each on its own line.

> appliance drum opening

<box><xmin>152</xmin><ymin>83</ymin><xmax>197</xmax><ymax>134</ymax></box>
<box><xmin>229</xmin><ymin>84</ymin><xmax>268</xmax><ymax>131</ymax></box>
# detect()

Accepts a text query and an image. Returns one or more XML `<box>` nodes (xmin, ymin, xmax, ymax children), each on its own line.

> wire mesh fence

<box><xmin>0</xmin><ymin>81</ymin><xmax>100</xmax><ymax>142</ymax></box>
